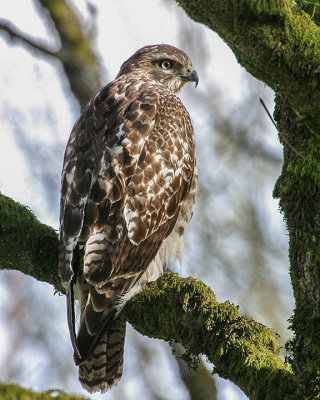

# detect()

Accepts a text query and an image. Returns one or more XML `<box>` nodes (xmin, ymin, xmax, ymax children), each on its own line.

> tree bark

<box><xmin>1</xmin><ymin>0</ymin><xmax>319</xmax><ymax>397</ymax></box>
<box><xmin>273</xmin><ymin>95</ymin><xmax>320</xmax><ymax>399</ymax></box>
<box><xmin>0</xmin><ymin>0</ymin><xmax>102</xmax><ymax>109</ymax></box>
<box><xmin>174</xmin><ymin>0</ymin><xmax>320</xmax><ymax>397</ymax></box>
<box><xmin>35</xmin><ymin>0</ymin><xmax>103</xmax><ymax>108</ymax></box>
<box><xmin>0</xmin><ymin>194</ymin><xmax>62</xmax><ymax>292</ymax></box>
<box><xmin>0</xmin><ymin>193</ymin><xmax>298</xmax><ymax>399</ymax></box>
<box><xmin>0</xmin><ymin>382</ymin><xmax>88</xmax><ymax>400</ymax></box>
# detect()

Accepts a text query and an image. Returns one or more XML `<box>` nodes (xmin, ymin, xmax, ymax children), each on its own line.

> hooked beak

<box><xmin>180</xmin><ymin>69</ymin><xmax>199</xmax><ymax>87</ymax></box>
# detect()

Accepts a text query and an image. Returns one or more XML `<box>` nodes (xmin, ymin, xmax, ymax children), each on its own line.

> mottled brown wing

<box><xmin>76</xmin><ymin>89</ymin><xmax>195</xmax><ymax>365</ymax></box>
<box><xmin>59</xmin><ymin>79</ymin><xmax>195</xmax><ymax>366</ymax></box>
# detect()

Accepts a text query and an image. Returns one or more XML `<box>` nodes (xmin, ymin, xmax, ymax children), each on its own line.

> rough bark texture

<box><xmin>0</xmin><ymin>193</ymin><xmax>62</xmax><ymax>293</ymax></box>
<box><xmin>174</xmin><ymin>0</ymin><xmax>320</xmax><ymax>398</ymax></box>
<box><xmin>0</xmin><ymin>383</ymin><xmax>88</xmax><ymax>400</ymax></box>
<box><xmin>0</xmin><ymin>193</ymin><xmax>297</xmax><ymax>400</ymax></box>
<box><xmin>274</xmin><ymin>95</ymin><xmax>320</xmax><ymax>399</ymax></box>
<box><xmin>124</xmin><ymin>273</ymin><xmax>297</xmax><ymax>400</ymax></box>
<box><xmin>1</xmin><ymin>0</ymin><xmax>319</xmax><ymax>398</ymax></box>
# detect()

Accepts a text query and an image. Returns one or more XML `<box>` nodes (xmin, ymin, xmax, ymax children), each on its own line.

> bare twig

<box><xmin>260</xmin><ymin>97</ymin><xmax>320</xmax><ymax>167</ymax></box>
<box><xmin>0</xmin><ymin>193</ymin><xmax>299</xmax><ymax>400</ymax></box>
<box><xmin>0</xmin><ymin>19</ymin><xmax>58</xmax><ymax>58</ymax></box>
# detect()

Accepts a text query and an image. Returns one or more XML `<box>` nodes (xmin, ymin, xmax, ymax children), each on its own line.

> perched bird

<box><xmin>59</xmin><ymin>44</ymin><xmax>198</xmax><ymax>393</ymax></box>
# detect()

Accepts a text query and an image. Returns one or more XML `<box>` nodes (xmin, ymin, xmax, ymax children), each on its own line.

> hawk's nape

<box><xmin>58</xmin><ymin>44</ymin><xmax>198</xmax><ymax>393</ymax></box>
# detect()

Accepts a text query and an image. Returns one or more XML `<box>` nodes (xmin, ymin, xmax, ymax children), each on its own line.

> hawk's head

<box><xmin>117</xmin><ymin>44</ymin><xmax>199</xmax><ymax>94</ymax></box>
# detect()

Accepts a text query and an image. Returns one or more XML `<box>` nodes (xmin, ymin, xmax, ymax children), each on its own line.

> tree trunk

<box><xmin>0</xmin><ymin>194</ymin><xmax>298</xmax><ymax>399</ymax></box>
<box><xmin>1</xmin><ymin>0</ymin><xmax>320</xmax><ymax>398</ymax></box>
<box><xmin>274</xmin><ymin>95</ymin><xmax>320</xmax><ymax>398</ymax></box>
<box><xmin>175</xmin><ymin>0</ymin><xmax>320</xmax><ymax>397</ymax></box>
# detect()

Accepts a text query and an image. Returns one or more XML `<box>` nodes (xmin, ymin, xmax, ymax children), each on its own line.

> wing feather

<box><xmin>59</xmin><ymin>77</ymin><xmax>195</xmax><ymax>363</ymax></box>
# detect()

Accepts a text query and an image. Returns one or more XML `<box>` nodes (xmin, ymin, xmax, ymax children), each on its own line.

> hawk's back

<box><xmin>59</xmin><ymin>44</ymin><xmax>198</xmax><ymax>393</ymax></box>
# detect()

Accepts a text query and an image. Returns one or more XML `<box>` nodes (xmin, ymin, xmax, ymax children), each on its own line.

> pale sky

<box><xmin>0</xmin><ymin>2</ymin><xmax>282</xmax><ymax>400</ymax></box>
<box><xmin>0</xmin><ymin>1</ymin><xmax>276</xmax><ymax>229</ymax></box>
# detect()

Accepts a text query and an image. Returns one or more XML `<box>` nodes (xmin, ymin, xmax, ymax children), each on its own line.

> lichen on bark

<box><xmin>0</xmin><ymin>193</ymin><xmax>63</xmax><ymax>293</ymax></box>
<box><xmin>174</xmin><ymin>0</ymin><xmax>320</xmax><ymax>397</ymax></box>
<box><xmin>0</xmin><ymin>193</ymin><xmax>298</xmax><ymax>399</ymax></box>
<box><xmin>0</xmin><ymin>383</ymin><xmax>88</xmax><ymax>400</ymax></box>
<box><xmin>273</xmin><ymin>95</ymin><xmax>320</xmax><ymax>399</ymax></box>
<box><xmin>124</xmin><ymin>273</ymin><xmax>298</xmax><ymax>400</ymax></box>
<box><xmin>1</xmin><ymin>0</ymin><xmax>319</xmax><ymax>397</ymax></box>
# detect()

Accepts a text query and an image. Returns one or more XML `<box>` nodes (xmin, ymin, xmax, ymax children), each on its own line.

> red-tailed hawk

<box><xmin>59</xmin><ymin>44</ymin><xmax>198</xmax><ymax>393</ymax></box>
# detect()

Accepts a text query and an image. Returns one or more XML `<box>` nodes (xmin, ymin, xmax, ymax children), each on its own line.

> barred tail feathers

<box><xmin>79</xmin><ymin>315</ymin><xmax>126</xmax><ymax>393</ymax></box>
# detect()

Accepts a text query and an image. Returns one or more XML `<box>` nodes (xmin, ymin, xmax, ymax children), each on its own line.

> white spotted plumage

<box><xmin>59</xmin><ymin>44</ymin><xmax>198</xmax><ymax>393</ymax></box>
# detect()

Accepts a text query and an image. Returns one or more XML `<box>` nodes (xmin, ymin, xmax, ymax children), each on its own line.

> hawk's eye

<box><xmin>159</xmin><ymin>60</ymin><xmax>173</xmax><ymax>70</ymax></box>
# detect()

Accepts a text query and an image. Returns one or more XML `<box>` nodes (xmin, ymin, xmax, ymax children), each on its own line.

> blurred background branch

<box><xmin>34</xmin><ymin>0</ymin><xmax>103</xmax><ymax>108</ymax></box>
<box><xmin>0</xmin><ymin>383</ymin><xmax>88</xmax><ymax>400</ymax></box>
<box><xmin>0</xmin><ymin>193</ymin><xmax>62</xmax><ymax>292</ymax></box>
<box><xmin>0</xmin><ymin>0</ymin><xmax>293</xmax><ymax>399</ymax></box>
<box><xmin>0</xmin><ymin>19</ymin><xmax>57</xmax><ymax>57</ymax></box>
<box><xmin>0</xmin><ymin>192</ymin><xmax>296</xmax><ymax>399</ymax></box>
<box><xmin>0</xmin><ymin>0</ymin><xmax>102</xmax><ymax>109</ymax></box>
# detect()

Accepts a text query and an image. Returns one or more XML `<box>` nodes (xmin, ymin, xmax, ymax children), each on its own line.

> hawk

<box><xmin>59</xmin><ymin>44</ymin><xmax>198</xmax><ymax>393</ymax></box>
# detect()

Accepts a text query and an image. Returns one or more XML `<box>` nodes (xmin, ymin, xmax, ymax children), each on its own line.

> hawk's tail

<box><xmin>78</xmin><ymin>315</ymin><xmax>126</xmax><ymax>393</ymax></box>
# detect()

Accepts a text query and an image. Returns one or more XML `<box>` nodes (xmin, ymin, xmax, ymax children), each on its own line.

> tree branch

<box><xmin>176</xmin><ymin>0</ymin><xmax>320</xmax><ymax>131</ymax></box>
<box><xmin>0</xmin><ymin>382</ymin><xmax>88</xmax><ymax>400</ymax></box>
<box><xmin>0</xmin><ymin>193</ymin><xmax>63</xmax><ymax>293</ymax></box>
<box><xmin>35</xmin><ymin>0</ymin><xmax>103</xmax><ymax>108</ymax></box>
<box><xmin>0</xmin><ymin>0</ymin><xmax>103</xmax><ymax>109</ymax></box>
<box><xmin>124</xmin><ymin>273</ymin><xmax>298</xmax><ymax>400</ymax></box>
<box><xmin>174</xmin><ymin>1</ymin><xmax>320</xmax><ymax>395</ymax></box>
<box><xmin>273</xmin><ymin>94</ymin><xmax>320</xmax><ymax>398</ymax></box>
<box><xmin>0</xmin><ymin>19</ymin><xmax>58</xmax><ymax>57</ymax></box>
<box><xmin>0</xmin><ymin>193</ymin><xmax>299</xmax><ymax>400</ymax></box>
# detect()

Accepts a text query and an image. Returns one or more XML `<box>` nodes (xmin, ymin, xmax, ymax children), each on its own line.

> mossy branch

<box><xmin>0</xmin><ymin>193</ymin><xmax>63</xmax><ymax>292</ymax></box>
<box><xmin>0</xmin><ymin>383</ymin><xmax>88</xmax><ymax>400</ymax></box>
<box><xmin>176</xmin><ymin>0</ymin><xmax>320</xmax><ymax>131</ymax></box>
<box><xmin>124</xmin><ymin>273</ymin><xmax>298</xmax><ymax>400</ymax></box>
<box><xmin>0</xmin><ymin>193</ymin><xmax>299</xmax><ymax>399</ymax></box>
<box><xmin>175</xmin><ymin>1</ymin><xmax>320</xmax><ymax>395</ymax></box>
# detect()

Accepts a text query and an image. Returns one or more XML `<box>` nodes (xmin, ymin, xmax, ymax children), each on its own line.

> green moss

<box><xmin>272</xmin><ymin>93</ymin><xmax>320</xmax><ymax>397</ymax></box>
<box><xmin>0</xmin><ymin>383</ymin><xmax>88</xmax><ymax>400</ymax></box>
<box><xmin>125</xmin><ymin>272</ymin><xmax>299</xmax><ymax>400</ymax></box>
<box><xmin>0</xmin><ymin>193</ymin><xmax>62</xmax><ymax>292</ymax></box>
<box><xmin>176</xmin><ymin>0</ymin><xmax>320</xmax><ymax>132</ymax></box>
<box><xmin>0</xmin><ymin>193</ymin><xmax>302</xmax><ymax>398</ymax></box>
<box><xmin>296</xmin><ymin>0</ymin><xmax>320</xmax><ymax>24</ymax></box>
<box><xmin>243</xmin><ymin>0</ymin><xmax>289</xmax><ymax>16</ymax></box>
